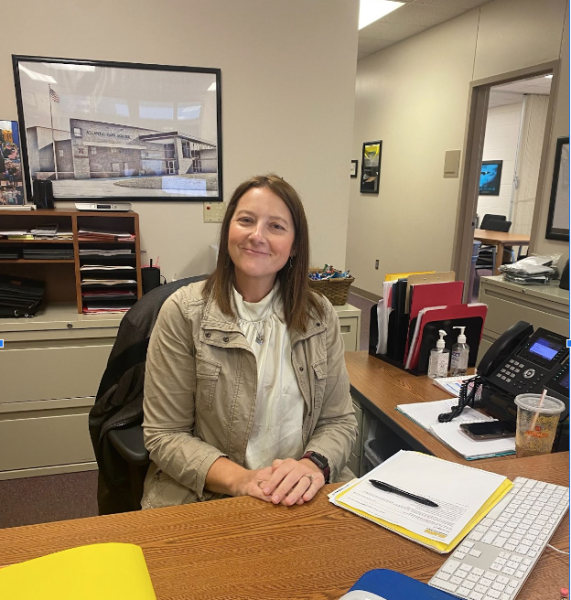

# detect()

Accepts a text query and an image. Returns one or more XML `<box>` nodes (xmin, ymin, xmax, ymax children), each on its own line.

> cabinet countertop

<box><xmin>0</xmin><ymin>303</ymin><xmax>124</xmax><ymax>332</ymax></box>
<box><xmin>481</xmin><ymin>275</ymin><xmax>569</xmax><ymax>304</ymax></box>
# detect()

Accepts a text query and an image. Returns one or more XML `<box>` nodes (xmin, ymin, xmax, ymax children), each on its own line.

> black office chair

<box><xmin>475</xmin><ymin>219</ymin><xmax>513</xmax><ymax>272</ymax></box>
<box><xmin>479</xmin><ymin>213</ymin><xmax>506</xmax><ymax>230</ymax></box>
<box><xmin>89</xmin><ymin>274</ymin><xmax>207</xmax><ymax>515</ymax></box>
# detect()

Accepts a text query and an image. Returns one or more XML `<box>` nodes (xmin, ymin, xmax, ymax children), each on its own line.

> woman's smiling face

<box><xmin>228</xmin><ymin>186</ymin><xmax>295</xmax><ymax>296</ymax></box>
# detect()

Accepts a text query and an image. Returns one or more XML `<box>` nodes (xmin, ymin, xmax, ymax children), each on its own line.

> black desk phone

<box><xmin>439</xmin><ymin>321</ymin><xmax>569</xmax><ymax>425</ymax></box>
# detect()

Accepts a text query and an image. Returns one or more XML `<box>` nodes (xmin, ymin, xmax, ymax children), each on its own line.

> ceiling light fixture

<box><xmin>359</xmin><ymin>0</ymin><xmax>404</xmax><ymax>30</ymax></box>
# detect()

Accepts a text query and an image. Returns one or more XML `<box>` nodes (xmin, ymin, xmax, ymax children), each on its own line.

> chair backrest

<box><xmin>488</xmin><ymin>220</ymin><xmax>511</xmax><ymax>233</ymax></box>
<box><xmin>89</xmin><ymin>274</ymin><xmax>208</xmax><ymax>514</ymax></box>
<box><xmin>480</xmin><ymin>214</ymin><xmax>506</xmax><ymax>229</ymax></box>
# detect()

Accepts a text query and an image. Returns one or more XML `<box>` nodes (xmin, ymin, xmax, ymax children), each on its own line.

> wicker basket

<box><xmin>308</xmin><ymin>269</ymin><xmax>355</xmax><ymax>305</ymax></box>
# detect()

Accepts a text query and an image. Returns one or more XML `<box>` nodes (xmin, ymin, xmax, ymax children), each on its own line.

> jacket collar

<box><xmin>201</xmin><ymin>290</ymin><xmax>325</xmax><ymax>345</ymax></box>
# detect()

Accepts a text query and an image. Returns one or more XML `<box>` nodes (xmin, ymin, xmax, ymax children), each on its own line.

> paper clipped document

<box><xmin>329</xmin><ymin>450</ymin><xmax>512</xmax><ymax>553</ymax></box>
<box><xmin>432</xmin><ymin>375</ymin><xmax>474</xmax><ymax>397</ymax></box>
<box><xmin>0</xmin><ymin>543</ymin><xmax>156</xmax><ymax>600</ymax></box>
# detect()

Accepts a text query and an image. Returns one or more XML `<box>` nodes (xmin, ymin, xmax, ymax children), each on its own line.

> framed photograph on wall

<box><xmin>479</xmin><ymin>160</ymin><xmax>503</xmax><ymax>196</ymax></box>
<box><xmin>0</xmin><ymin>120</ymin><xmax>24</xmax><ymax>205</ymax></box>
<box><xmin>12</xmin><ymin>55</ymin><xmax>222</xmax><ymax>202</ymax></box>
<box><xmin>360</xmin><ymin>141</ymin><xmax>381</xmax><ymax>194</ymax></box>
<box><xmin>350</xmin><ymin>159</ymin><xmax>358</xmax><ymax>178</ymax></box>
<box><xmin>546</xmin><ymin>136</ymin><xmax>569</xmax><ymax>241</ymax></box>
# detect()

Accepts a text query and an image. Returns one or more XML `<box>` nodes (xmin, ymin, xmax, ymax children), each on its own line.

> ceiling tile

<box><xmin>411</xmin><ymin>0</ymin><xmax>493</xmax><ymax>9</ymax></box>
<box><xmin>380</xmin><ymin>3</ymin><xmax>468</xmax><ymax>27</ymax></box>
<box><xmin>359</xmin><ymin>19</ymin><xmax>428</xmax><ymax>40</ymax></box>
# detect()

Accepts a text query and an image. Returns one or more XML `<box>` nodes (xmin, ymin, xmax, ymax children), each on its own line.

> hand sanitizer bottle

<box><xmin>450</xmin><ymin>326</ymin><xmax>470</xmax><ymax>376</ymax></box>
<box><xmin>428</xmin><ymin>329</ymin><xmax>449</xmax><ymax>379</ymax></box>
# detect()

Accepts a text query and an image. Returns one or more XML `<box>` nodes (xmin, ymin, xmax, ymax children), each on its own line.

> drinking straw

<box><xmin>529</xmin><ymin>388</ymin><xmax>548</xmax><ymax>432</ymax></box>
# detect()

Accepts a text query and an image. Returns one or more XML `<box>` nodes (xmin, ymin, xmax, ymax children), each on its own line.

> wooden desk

<box><xmin>474</xmin><ymin>229</ymin><xmax>530</xmax><ymax>275</ymax></box>
<box><xmin>345</xmin><ymin>351</ymin><xmax>499</xmax><ymax>466</ymax></box>
<box><xmin>0</xmin><ymin>453</ymin><xmax>567</xmax><ymax>599</ymax></box>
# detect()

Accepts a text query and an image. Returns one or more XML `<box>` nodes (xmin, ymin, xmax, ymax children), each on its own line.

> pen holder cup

<box><xmin>142</xmin><ymin>267</ymin><xmax>161</xmax><ymax>294</ymax></box>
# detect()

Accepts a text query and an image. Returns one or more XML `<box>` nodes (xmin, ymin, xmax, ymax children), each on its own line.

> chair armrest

<box><xmin>108</xmin><ymin>424</ymin><xmax>150</xmax><ymax>467</ymax></box>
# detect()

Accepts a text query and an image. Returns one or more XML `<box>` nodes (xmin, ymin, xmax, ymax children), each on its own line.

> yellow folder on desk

<box><xmin>0</xmin><ymin>543</ymin><xmax>156</xmax><ymax>599</ymax></box>
<box><xmin>330</xmin><ymin>451</ymin><xmax>513</xmax><ymax>554</ymax></box>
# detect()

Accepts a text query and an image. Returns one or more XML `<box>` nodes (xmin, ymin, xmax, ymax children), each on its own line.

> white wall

<box><xmin>348</xmin><ymin>0</ymin><xmax>568</xmax><ymax>297</ymax></box>
<box><xmin>0</xmin><ymin>0</ymin><xmax>359</xmax><ymax>281</ymax></box>
<box><xmin>477</xmin><ymin>102</ymin><xmax>523</xmax><ymax>222</ymax></box>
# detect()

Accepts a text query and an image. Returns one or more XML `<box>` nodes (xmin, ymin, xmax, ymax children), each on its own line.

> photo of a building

<box><xmin>15</xmin><ymin>58</ymin><xmax>221</xmax><ymax>200</ymax></box>
<box><xmin>27</xmin><ymin>119</ymin><xmax>217</xmax><ymax>192</ymax></box>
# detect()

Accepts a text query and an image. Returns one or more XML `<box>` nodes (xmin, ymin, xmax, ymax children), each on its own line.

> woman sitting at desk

<box><xmin>142</xmin><ymin>174</ymin><xmax>357</xmax><ymax>509</ymax></box>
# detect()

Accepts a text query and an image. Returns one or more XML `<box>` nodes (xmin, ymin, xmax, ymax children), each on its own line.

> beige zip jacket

<box><xmin>141</xmin><ymin>280</ymin><xmax>357</xmax><ymax>509</ymax></box>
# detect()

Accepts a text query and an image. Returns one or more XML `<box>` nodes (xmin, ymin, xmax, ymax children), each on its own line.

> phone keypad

<box><xmin>495</xmin><ymin>359</ymin><xmax>545</xmax><ymax>392</ymax></box>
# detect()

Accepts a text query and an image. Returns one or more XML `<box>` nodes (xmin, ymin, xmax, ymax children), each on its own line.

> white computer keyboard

<box><xmin>429</xmin><ymin>476</ymin><xmax>569</xmax><ymax>600</ymax></box>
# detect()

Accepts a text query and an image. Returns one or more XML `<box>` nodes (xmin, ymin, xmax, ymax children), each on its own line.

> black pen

<box><xmin>369</xmin><ymin>479</ymin><xmax>439</xmax><ymax>508</ymax></box>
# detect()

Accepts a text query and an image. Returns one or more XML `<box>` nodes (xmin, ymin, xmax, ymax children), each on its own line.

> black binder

<box><xmin>0</xmin><ymin>275</ymin><xmax>45</xmax><ymax>317</ymax></box>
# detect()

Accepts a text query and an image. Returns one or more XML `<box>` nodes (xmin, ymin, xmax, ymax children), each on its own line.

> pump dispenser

<box><xmin>427</xmin><ymin>329</ymin><xmax>449</xmax><ymax>379</ymax></box>
<box><xmin>450</xmin><ymin>325</ymin><xmax>470</xmax><ymax>376</ymax></box>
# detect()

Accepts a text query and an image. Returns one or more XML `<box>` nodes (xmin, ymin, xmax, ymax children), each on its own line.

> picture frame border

<box><xmin>350</xmin><ymin>159</ymin><xmax>358</xmax><ymax>178</ymax></box>
<box><xmin>360</xmin><ymin>140</ymin><xmax>382</xmax><ymax>194</ymax></box>
<box><xmin>479</xmin><ymin>160</ymin><xmax>503</xmax><ymax>196</ymax></box>
<box><xmin>545</xmin><ymin>136</ymin><xmax>569</xmax><ymax>242</ymax></box>
<box><xmin>12</xmin><ymin>54</ymin><xmax>223</xmax><ymax>203</ymax></box>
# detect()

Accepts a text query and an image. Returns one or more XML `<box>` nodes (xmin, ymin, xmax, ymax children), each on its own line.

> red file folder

<box><xmin>404</xmin><ymin>281</ymin><xmax>465</xmax><ymax>360</ymax></box>
<box><xmin>405</xmin><ymin>303</ymin><xmax>487</xmax><ymax>371</ymax></box>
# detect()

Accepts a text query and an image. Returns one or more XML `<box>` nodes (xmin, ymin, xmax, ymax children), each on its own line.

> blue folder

<box><xmin>346</xmin><ymin>569</ymin><xmax>459</xmax><ymax>599</ymax></box>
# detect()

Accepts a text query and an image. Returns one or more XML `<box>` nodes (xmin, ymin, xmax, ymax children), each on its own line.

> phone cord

<box><xmin>437</xmin><ymin>375</ymin><xmax>484</xmax><ymax>422</ymax></box>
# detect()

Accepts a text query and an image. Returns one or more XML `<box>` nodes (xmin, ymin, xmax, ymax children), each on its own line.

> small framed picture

<box><xmin>0</xmin><ymin>120</ymin><xmax>25</xmax><ymax>205</ymax></box>
<box><xmin>360</xmin><ymin>141</ymin><xmax>381</xmax><ymax>194</ymax></box>
<box><xmin>479</xmin><ymin>160</ymin><xmax>503</xmax><ymax>196</ymax></box>
<box><xmin>350</xmin><ymin>159</ymin><xmax>358</xmax><ymax>178</ymax></box>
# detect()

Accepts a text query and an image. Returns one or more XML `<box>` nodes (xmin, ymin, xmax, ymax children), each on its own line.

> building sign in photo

<box><xmin>13</xmin><ymin>56</ymin><xmax>223</xmax><ymax>202</ymax></box>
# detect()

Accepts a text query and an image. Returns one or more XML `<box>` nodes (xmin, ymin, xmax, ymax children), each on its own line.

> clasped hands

<box><xmin>244</xmin><ymin>457</ymin><xmax>325</xmax><ymax>506</ymax></box>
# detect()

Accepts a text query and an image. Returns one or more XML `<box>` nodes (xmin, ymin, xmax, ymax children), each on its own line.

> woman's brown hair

<box><xmin>203</xmin><ymin>174</ymin><xmax>323</xmax><ymax>332</ymax></box>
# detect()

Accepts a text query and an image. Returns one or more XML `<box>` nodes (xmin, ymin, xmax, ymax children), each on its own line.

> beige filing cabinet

<box><xmin>0</xmin><ymin>304</ymin><xmax>123</xmax><ymax>480</ymax></box>
<box><xmin>477</xmin><ymin>276</ymin><xmax>569</xmax><ymax>362</ymax></box>
<box><xmin>332</xmin><ymin>303</ymin><xmax>362</xmax><ymax>475</ymax></box>
<box><xmin>333</xmin><ymin>303</ymin><xmax>362</xmax><ymax>352</ymax></box>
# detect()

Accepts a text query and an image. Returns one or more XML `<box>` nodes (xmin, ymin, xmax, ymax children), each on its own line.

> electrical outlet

<box><xmin>375</xmin><ymin>259</ymin><xmax>379</xmax><ymax>270</ymax></box>
<box><xmin>203</xmin><ymin>201</ymin><xmax>226</xmax><ymax>223</ymax></box>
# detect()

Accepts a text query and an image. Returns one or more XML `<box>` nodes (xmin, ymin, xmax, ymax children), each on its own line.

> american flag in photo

<box><xmin>49</xmin><ymin>86</ymin><xmax>60</xmax><ymax>103</ymax></box>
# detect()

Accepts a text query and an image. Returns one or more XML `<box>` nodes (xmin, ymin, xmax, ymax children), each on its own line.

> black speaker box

<box><xmin>142</xmin><ymin>267</ymin><xmax>161</xmax><ymax>294</ymax></box>
<box><xmin>32</xmin><ymin>180</ymin><xmax>55</xmax><ymax>209</ymax></box>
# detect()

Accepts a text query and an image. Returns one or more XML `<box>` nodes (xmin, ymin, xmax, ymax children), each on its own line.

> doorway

<box><xmin>452</xmin><ymin>62</ymin><xmax>559</xmax><ymax>302</ymax></box>
<box><xmin>471</xmin><ymin>75</ymin><xmax>553</xmax><ymax>299</ymax></box>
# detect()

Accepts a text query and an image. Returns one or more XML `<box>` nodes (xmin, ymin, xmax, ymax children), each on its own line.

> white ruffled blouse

<box><xmin>232</xmin><ymin>285</ymin><xmax>304</xmax><ymax>470</ymax></box>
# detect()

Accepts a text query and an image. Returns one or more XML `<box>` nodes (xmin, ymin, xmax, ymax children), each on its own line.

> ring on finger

<box><xmin>304</xmin><ymin>473</ymin><xmax>314</xmax><ymax>484</ymax></box>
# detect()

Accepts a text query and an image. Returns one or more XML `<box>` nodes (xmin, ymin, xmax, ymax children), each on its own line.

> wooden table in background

<box><xmin>474</xmin><ymin>228</ymin><xmax>531</xmax><ymax>275</ymax></box>
<box><xmin>0</xmin><ymin>453</ymin><xmax>567</xmax><ymax>600</ymax></box>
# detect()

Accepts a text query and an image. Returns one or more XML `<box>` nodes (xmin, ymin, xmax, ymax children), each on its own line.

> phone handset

<box><xmin>438</xmin><ymin>320</ymin><xmax>534</xmax><ymax>423</ymax></box>
<box><xmin>477</xmin><ymin>321</ymin><xmax>534</xmax><ymax>377</ymax></box>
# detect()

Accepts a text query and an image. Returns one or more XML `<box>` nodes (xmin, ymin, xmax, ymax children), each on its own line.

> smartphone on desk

<box><xmin>460</xmin><ymin>421</ymin><xmax>516</xmax><ymax>440</ymax></box>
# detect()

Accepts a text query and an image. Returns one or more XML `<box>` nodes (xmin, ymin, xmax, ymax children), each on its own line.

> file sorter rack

<box><xmin>0</xmin><ymin>208</ymin><xmax>142</xmax><ymax>313</ymax></box>
<box><xmin>369</xmin><ymin>303</ymin><xmax>485</xmax><ymax>376</ymax></box>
